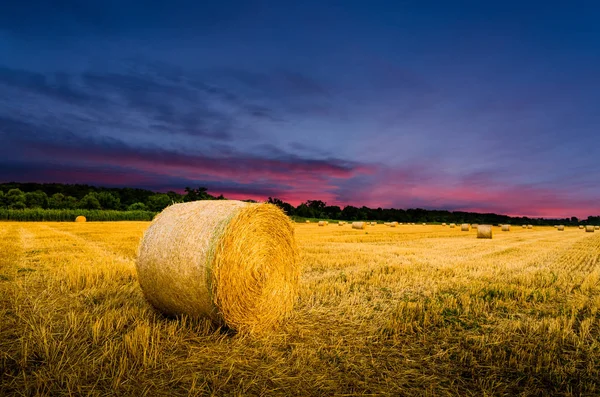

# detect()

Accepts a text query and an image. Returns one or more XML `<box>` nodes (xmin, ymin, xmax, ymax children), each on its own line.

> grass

<box><xmin>0</xmin><ymin>222</ymin><xmax>599</xmax><ymax>395</ymax></box>
<box><xmin>0</xmin><ymin>209</ymin><xmax>156</xmax><ymax>222</ymax></box>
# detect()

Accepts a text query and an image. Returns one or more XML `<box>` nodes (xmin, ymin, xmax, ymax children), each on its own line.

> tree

<box><xmin>267</xmin><ymin>197</ymin><xmax>295</xmax><ymax>215</ymax></box>
<box><xmin>25</xmin><ymin>190</ymin><xmax>48</xmax><ymax>209</ymax></box>
<box><xmin>128</xmin><ymin>202</ymin><xmax>147</xmax><ymax>211</ymax></box>
<box><xmin>97</xmin><ymin>192</ymin><xmax>120</xmax><ymax>210</ymax></box>
<box><xmin>146</xmin><ymin>194</ymin><xmax>172</xmax><ymax>212</ymax></box>
<box><xmin>0</xmin><ymin>190</ymin><xmax>4</xmax><ymax>208</ymax></box>
<box><xmin>78</xmin><ymin>193</ymin><xmax>101</xmax><ymax>210</ymax></box>
<box><xmin>48</xmin><ymin>193</ymin><xmax>77</xmax><ymax>209</ymax></box>
<box><xmin>183</xmin><ymin>187</ymin><xmax>214</xmax><ymax>202</ymax></box>
<box><xmin>6</xmin><ymin>189</ymin><xmax>26</xmax><ymax>209</ymax></box>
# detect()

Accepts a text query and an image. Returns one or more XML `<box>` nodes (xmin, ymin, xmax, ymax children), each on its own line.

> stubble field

<box><xmin>0</xmin><ymin>222</ymin><xmax>599</xmax><ymax>396</ymax></box>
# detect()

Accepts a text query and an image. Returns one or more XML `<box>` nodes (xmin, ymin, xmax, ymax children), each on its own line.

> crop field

<box><xmin>1</xmin><ymin>222</ymin><xmax>599</xmax><ymax>396</ymax></box>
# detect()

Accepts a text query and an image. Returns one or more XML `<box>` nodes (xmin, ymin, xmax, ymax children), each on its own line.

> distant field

<box><xmin>1</xmin><ymin>222</ymin><xmax>599</xmax><ymax>396</ymax></box>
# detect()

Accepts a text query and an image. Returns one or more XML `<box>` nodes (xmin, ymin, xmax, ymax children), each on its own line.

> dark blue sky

<box><xmin>1</xmin><ymin>1</ymin><xmax>599</xmax><ymax>217</ymax></box>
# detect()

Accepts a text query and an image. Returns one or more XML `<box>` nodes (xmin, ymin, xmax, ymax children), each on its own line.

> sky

<box><xmin>1</xmin><ymin>1</ymin><xmax>599</xmax><ymax>218</ymax></box>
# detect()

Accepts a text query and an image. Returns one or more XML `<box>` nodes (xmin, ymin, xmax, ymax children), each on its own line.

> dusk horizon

<box><xmin>2</xmin><ymin>1</ymin><xmax>599</xmax><ymax>219</ymax></box>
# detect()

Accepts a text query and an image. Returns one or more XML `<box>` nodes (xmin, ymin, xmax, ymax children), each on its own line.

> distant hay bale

<box><xmin>579</xmin><ymin>225</ymin><xmax>584</xmax><ymax>229</ymax></box>
<box><xmin>522</xmin><ymin>225</ymin><xmax>527</xmax><ymax>229</ymax></box>
<box><xmin>370</xmin><ymin>222</ymin><xmax>376</xmax><ymax>226</ymax></box>
<box><xmin>442</xmin><ymin>223</ymin><xmax>446</xmax><ymax>226</ymax></box>
<box><xmin>325</xmin><ymin>221</ymin><xmax>329</xmax><ymax>225</ymax></box>
<box><xmin>502</xmin><ymin>225</ymin><xmax>510</xmax><ymax>232</ymax></box>
<box><xmin>75</xmin><ymin>215</ymin><xmax>87</xmax><ymax>222</ymax></box>
<box><xmin>585</xmin><ymin>225</ymin><xmax>594</xmax><ymax>233</ymax></box>
<box><xmin>461</xmin><ymin>223</ymin><xmax>469</xmax><ymax>231</ymax></box>
<box><xmin>449</xmin><ymin>223</ymin><xmax>456</xmax><ymax>228</ymax></box>
<box><xmin>557</xmin><ymin>225</ymin><xmax>565</xmax><ymax>231</ymax></box>
<box><xmin>477</xmin><ymin>225</ymin><xmax>492</xmax><ymax>239</ymax></box>
<box><xmin>305</xmin><ymin>220</ymin><xmax>310</xmax><ymax>223</ymax></box>
<box><xmin>136</xmin><ymin>200</ymin><xmax>299</xmax><ymax>333</ymax></box>
<box><xmin>595</xmin><ymin>226</ymin><xmax>599</xmax><ymax>230</ymax></box>
<box><xmin>471</xmin><ymin>224</ymin><xmax>478</xmax><ymax>228</ymax></box>
<box><xmin>352</xmin><ymin>222</ymin><xmax>366</xmax><ymax>229</ymax></box>
<box><xmin>422</xmin><ymin>223</ymin><xmax>426</xmax><ymax>226</ymax></box>
<box><xmin>527</xmin><ymin>224</ymin><xmax>533</xmax><ymax>229</ymax></box>
<box><xmin>318</xmin><ymin>221</ymin><xmax>327</xmax><ymax>226</ymax></box>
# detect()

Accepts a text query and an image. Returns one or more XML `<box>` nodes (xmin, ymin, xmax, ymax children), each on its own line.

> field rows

<box><xmin>1</xmin><ymin>222</ymin><xmax>599</xmax><ymax>396</ymax></box>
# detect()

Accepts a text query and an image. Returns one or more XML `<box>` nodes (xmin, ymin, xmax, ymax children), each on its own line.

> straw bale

<box><xmin>477</xmin><ymin>225</ymin><xmax>492</xmax><ymax>239</ymax></box>
<box><xmin>352</xmin><ymin>222</ymin><xmax>366</xmax><ymax>229</ymax></box>
<box><xmin>136</xmin><ymin>200</ymin><xmax>299</xmax><ymax>332</ymax></box>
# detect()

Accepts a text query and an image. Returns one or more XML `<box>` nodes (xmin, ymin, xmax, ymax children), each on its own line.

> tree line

<box><xmin>0</xmin><ymin>182</ymin><xmax>596</xmax><ymax>225</ymax></box>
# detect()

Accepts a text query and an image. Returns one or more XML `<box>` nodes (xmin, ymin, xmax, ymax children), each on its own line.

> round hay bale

<box><xmin>522</xmin><ymin>225</ymin><xmax>527</xmax><ymax>229</ymax></box>
<box><xmin>579</xmin><ymin>225</ymin><xmax>584</xmax><ymax>229</ymax></box>
<box><xmin>318</xmin><ymin>221</ymin><xmax>327</xmax><ymax>226</ymax></box>
<box><xmin>477</xmin><ymin>225</ymin><xmax>492</xmax><ymax>239</ymax></box>
<box><xmin>389</xmin><ymin>222</ymin><xmax>398</xmax><ymax>228</ymax></box>
<box><xmin>136</xmin><ymin>200</ymin><xmax>299</xmax><ymax>333</ymax></box>
<box><xmin>442</xmin><ymin>223</ymin><xmax>446</xmax><ymax>226</ymax></box>
<box><xmin>471</xmin><ymin>224</ymin><xmax>478</xmax><ymax>228</ymax></box>
<box><xmin>370</xmin><ymin>222</ymin><xmax>376</xmax><ymax>226</ymax></box>
<box><xmin>585</xmin><ymin>225</ymin><xmax>594</xmax><ymax>233</ymax></box>
<box><xmin>352</xmin><ymin>222</ymin><xmax>366</xmax><ymax>230</ymax></box>
<box><xmin>422</xmin><ymin>223</ymin><xmax>427</xmax><ymax>226</ymax></box>
<box><xmin>595</xmin><ymin>226</ymin><xmax>599</xmax><ymax>230</ymax></box>
<box><xmin>557</xmin><ymin>225</ymin><xmax>565</xmax><ymax>231</ymax></box>
<box><xmin>75</xmin><ymin>215</ymin><xmax>87</xmax><ymax>222</ymax></box>
<box><xmin>449</xmin><ymin>223</ymin><xmax>456</xmax><ymax>228</ymax></box>
<box><xmin>527</xmin><ymin>224</ymin><xmax>533</xmax><ymax>229</ymax></box>
<box><xmin>502</xmin><ymin>225</ymin><xmax>510</xmax><ymax>232</ymax></box>
<box><xmin>305</xmin><ymin>220</ymin><xmax>310</xmax><ymax>223</ymax></box>
<box><xmin>461</xmin><ymin>223</ymin><xmax>470</xmax><ymax>231</ymax></box>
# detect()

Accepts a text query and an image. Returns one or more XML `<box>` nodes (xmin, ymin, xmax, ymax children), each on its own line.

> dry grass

<box><xmin>1</xmin><ymin>222</ymin><xmax>599</xmax><ymax>396</ymax></box>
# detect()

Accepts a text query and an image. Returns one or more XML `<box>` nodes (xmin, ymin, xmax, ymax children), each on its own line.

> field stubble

<box><xmin>0</xmin><ymin>222</ymin><xmax>599</xmax><ymax>396</ymax></box>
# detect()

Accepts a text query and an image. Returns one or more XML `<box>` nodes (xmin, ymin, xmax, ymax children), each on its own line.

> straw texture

<box><xmin>318</xmin><ymin>221</ymin><xmax>327</xmax><ymax>226</ymax></box>
<box><xmin>75</xmin><ymin>215</ymin><xmax>86</xmax><ymax>222</ymax></box>
<box><xmin>585</xmin><ymin>225</ymin><xmax>594</xmax><ymax>233</ymax></box>
<box><xmin>477</xmin><ymin>225</ymin><xmax>492</xmax><ymax>239</ymax></box>
<box><xmin>502</xmin><ymin>225</ymin><xmax>510</xmax><ymax>232</ymax></box>
<box><xmin>558</xmin><ymin>225</ymin><xmax>565</xmax><ymax>231</ymax></box>
<box><xmin>461</xmin><ymin>224</ymin><xmax>469</xmax><ymax>231</ymax></box>
<box><xmin>136</xmin><ymin>200</ymin><xmax>299</xmax><ymax>333</ymax></box>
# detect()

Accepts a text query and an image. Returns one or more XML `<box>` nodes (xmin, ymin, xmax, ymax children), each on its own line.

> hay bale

<box><xmin>389</xmin><ymin>221</ymin><xmax>398</xmax><ymax>228</ymax></box>
<box><xmin>595</xmin><ymin>226</ymin><xmax>599</xmax><ymax>230</ymax></box>
<box><xmin>461</xmin><ymin>223</ymin><xmax>469</xmax><ymax>231</ymax></box>
<box><xmin>136</xmin><ymin>200</ymin><xmax>299</xmax><ymax>332</ymax></box>
<box><xmin>422</xmin><ymin>223</ymin><xmax>427</xmax><ymax>226</ymax></box>
<box><xmin>527</xmin><ymin>225</ymin><xmax>533</xmax><ymax>229</ymax></box>
<box><xmin>352</xmin><ymin>222</ymin><xmax>366</xmax><ymax>229</ymax></box>
<box><xmin>371</xmin><ymin>222</ymin><xmax>376</xmax><ymax>226</ymax></box>
<box><xmin>318</xmin><ymin>221</ymin><xmax>326</xmax><ymax>226</ymax></box>
<box><xmin>502</xmin><ymin>225</ymin><xmax>510</xmax><ymax>232</ymax></box>
<box><xmin>449</xmin><ymin>223</ymin><xmax>456</xmax><ymax>228</ymax></box>
<box><xmin>442</xmin><ymin>223</ymin><xmax>446</xmax><ymax>226</ymax></box>
<box><xmin>477</xmin><ymin>225</ymin><xmax>492</xmax><ymax>239</ymax></box>
<box><xmin>557</xmin><ymin>225</ymin><xmax>565</xmax><ymax>231</ymax></box>
<box><xmin>522</xmin><ymin>225</ymin><xmax>527</xmax><ymax>229</ymax></box>
<box><xmin>75</xmin><ymin>215</ymin><xmax>87</xmax><ymax>222</ymax></box>
<box><xmin>585</xmin><ymin>225</ymin><xmax>594</xmax><ymax>233</ymax></box>
<box><xmin>305</xmin><ymin>220</ymin><xmax>310</xmax><ymax>223</ymax></box>
<box><xmin>579</xmin><ymin>225</ymin><xmax>584</xmax><ymax>229</ymax></box>
<box><xmin>471</xmin><ymin>224</ymin><xmax>478</xmax><ymax>228</ymax></box>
